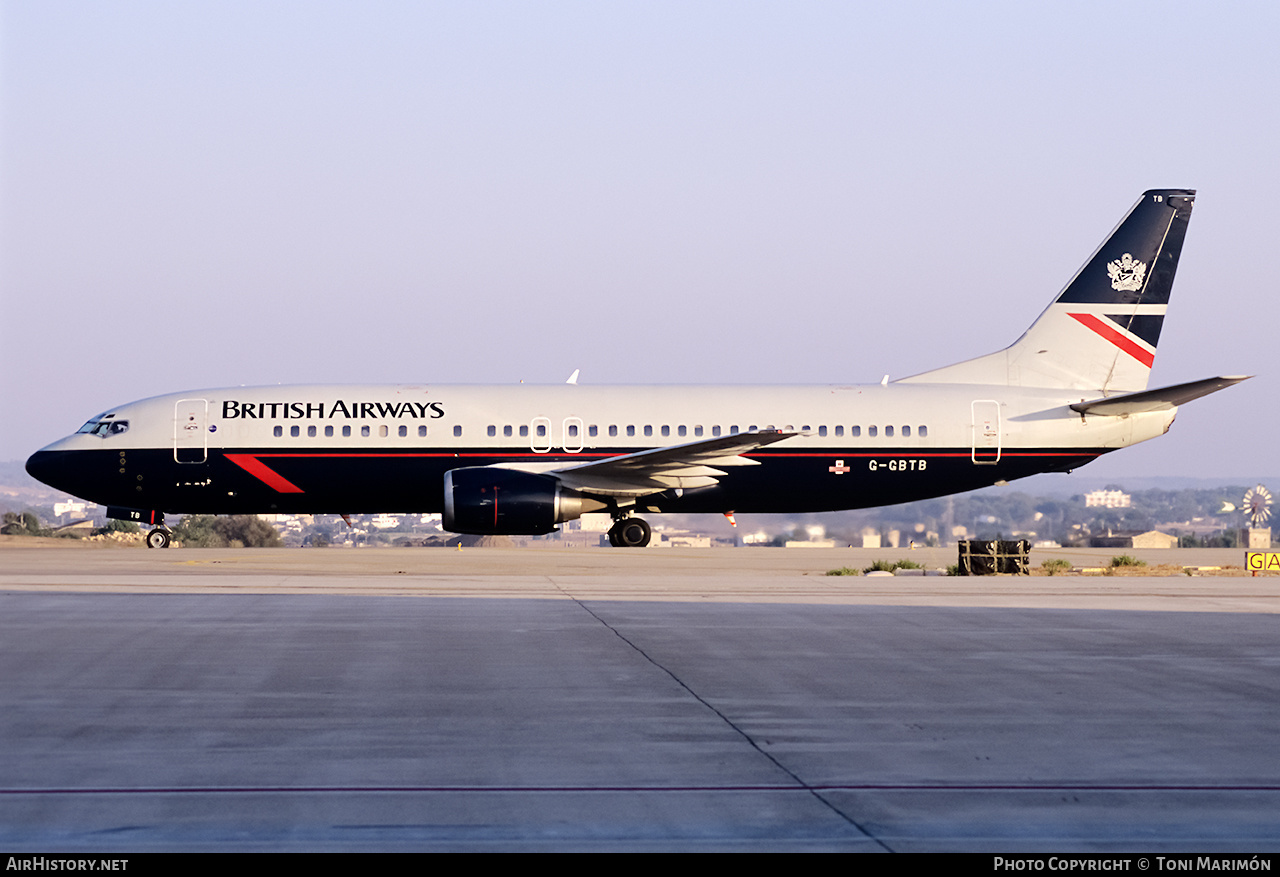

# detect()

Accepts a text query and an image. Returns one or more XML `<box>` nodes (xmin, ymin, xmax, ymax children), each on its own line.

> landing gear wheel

<box><xmin>612</xmin><ymin>517</ymin><xmax>651</xmax><ymax>548</ymax></box>
<box><xmin>146</xmin><ymin>528</ymin><xmax>171</xmax><ymax>549</ymax></box>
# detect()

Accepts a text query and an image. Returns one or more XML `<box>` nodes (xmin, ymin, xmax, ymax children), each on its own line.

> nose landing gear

<box><xmin>145</xmin><ymin>526</ymin><xmax>172</xmax><ymax>549</ymax></box>
<box><xmin>607</xmin><ymin>516</ymin><xmax>651</xmax><ymax>548</ymax></box>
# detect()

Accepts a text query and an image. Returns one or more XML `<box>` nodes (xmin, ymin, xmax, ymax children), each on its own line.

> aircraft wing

<box><xmin>1070</xmin><ymin>375</ymin><xmax>1251</xmax><ymax>416</ymax></box>
<box><xmin>523</xmin><ymin>430</ymin><xmax>798</xmax><ymax>498</ymax></box>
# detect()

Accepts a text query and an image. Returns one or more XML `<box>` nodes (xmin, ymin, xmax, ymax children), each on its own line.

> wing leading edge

<box><xmin>496</xmin><ymin>430</ymin><xmax>798</xmax><ymax>498</ymax></box>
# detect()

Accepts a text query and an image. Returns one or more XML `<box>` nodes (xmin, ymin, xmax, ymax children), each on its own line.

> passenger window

<box><xmin>290</xmin><ymin>426</ymin><xmax>300</xmax><ymax>438</ymax></box>
<box><xmin>379</xmin><ymin>425</ymin><xmax>389</xmax><ymax>438</ymax></box>
<box><xmin>902</xmin><ymin>425</ymin><xmax>911</xmax><ymax>437</ymax></box>
<box><xmin>398</xmin><ymin>425</ymin><xmax>407</xmax><ymax>437</ymax></box>
<box><xmin>274</xmin><ymin>426</ymin><xmax>283</xmax><ymax>438</ymax></box>
<box><xmin>694</xmin><ymin>425</ymin><xmax>703</xmax><ymax>437</ymax></box>
<box><xmin>835</xmin><ymin>426</ymin><xmax>844</xmax><ymax>437</ymax></box>
<box><xmin>712</xmin><ymin>426</ymin><xmax>721</xmax><ymax>437</ymax></box>
<box><xmin>919</xmin><ymin>425</ymin><xmax>928</xmax><ymax>437</ymax></box>
<box><xmin>503</xmin><ymin>425</ymin><xmax>513</xmax><ymax>437</ymax></box>
<box><xmin>661</xmin><ymin>426</ymin><xmax>670</xmax><ymax>437</ymax></box>
<box><xmin>343</xmin><ymin>426</ymin><xmax>352</xmax><ymax>438</ymax></box>
<box><xmin>609</xmin><ymin>425</ymin><xmax>618</xmax><ymax>437</ymax></box>
<box><xmin>885</xmin><ymin>425</ymin><xmax>894</xmax><ymax>437</ymax></box>
<box><xmin>851</xmin><ymin>426</ymin><xmax>860</xmax><ymax>437</ymax></box>
<box><xmin>308</xmin><ymin>425</ymin><xmax>317</xmax><ymax>438</ymax></box>
<box><xmin>454</xmin><ymin>425</ymin><xmax>463</xmax><ymax>437</ymax></box>
<box><xmin>730</xmin><ymin>425</ymin><xmax>739</xmax><ymax>434</ymax></box>
<box><xmin>627</xmin><ymin>425</ymin><xmax>635</xmax><ymax>437</ymax></box>
<box><xmin>818</xmin><ymin>426</ymin><xmax>827</xmax><ymax>437</ymax></box>
<box><xmin>868</xmin><ymin>426</ymin><xmax>878</xmax><ymax>437</ymax></box>
<box><xmin>644</xmin><ymin>426</ymin><xmax>653</xmax><ymax>437</ymax></box>
<box><xmin>520</xmin><ymin>425</ymin><xmax>529</xmax><ymax>437</ymax></box>
<box><xmin>568</xmin><ymin>424</ymin><xmax>579</xmax><ymax>437</ymax></box>
<box><xmin>487</xmin><ymin>425</ymin><xmax>496</xmax><ymax>437</ymax></box>
<box><xmin>361</xmin><ymin>426</ymin><xmax>371</xmax><ymax>437</ymax></box>
<box><xmin>325</xmin><ymin>425</ymin><xmax>334</xmax><ymax>437</ymax></box>
<box><xmin>419</xmin><ymin>425</ymin><xmax>428</xmax><ymax>437</ymax></box>
<box><xmin>677</xmin><ymin>425</ymin><xmax>686</xmax><ymax>437</ymax></box>
<box><xmin>536</xmin><ymin>424</ymin><xmax>546</xmax><ymax>437</ymax></box>
<box><xmin>589</xmin><ymin>425</ymin><xmax>598</xmax><ymax>437</ymax></box>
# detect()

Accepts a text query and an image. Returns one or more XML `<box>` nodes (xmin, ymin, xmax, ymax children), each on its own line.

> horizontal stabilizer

<box><xmin>1070</xmin><ymin>375</ymin><xmax>1250</xmax><ymax>416</ymax></box>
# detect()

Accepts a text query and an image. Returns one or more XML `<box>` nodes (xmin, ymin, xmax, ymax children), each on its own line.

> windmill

<box><xmin>1241</xmin><ymin>486</ymin><xmax>1273</xmax><ymax>552</ymax></box>
<box><xmin>1243</xmin><ymin>485</ymin><xmax>1273</xmax><ymax>528</ymax></box>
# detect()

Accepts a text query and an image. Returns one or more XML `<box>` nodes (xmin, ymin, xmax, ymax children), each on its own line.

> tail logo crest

<box><xmin>1107</xmin><ymin>253</ymin><xmax>1147</xmax><ymax>292</ymax></box>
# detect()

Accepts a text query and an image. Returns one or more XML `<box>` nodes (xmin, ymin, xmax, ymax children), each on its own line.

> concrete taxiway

<box><xmin>2</xmin><ymin>545</ymin><xmax>1279</xmax><ymax>851</ymax></box>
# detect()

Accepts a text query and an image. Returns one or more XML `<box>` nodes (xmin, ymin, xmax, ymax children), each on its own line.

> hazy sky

<box><xmin>2</xmin><ymin>1</ymin><xmax>1276</xmax><ymax>480</ymax></box>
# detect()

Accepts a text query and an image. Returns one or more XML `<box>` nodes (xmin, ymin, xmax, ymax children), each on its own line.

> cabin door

<box><xmin>971</xmin><ymin>399</ymin><xmax>1001</xmax><ymax>465</ymax></box>
<box><xmin>174</xmin><ymin>398</ymin><xmax>209</xmax><ymax>464</ymax></box>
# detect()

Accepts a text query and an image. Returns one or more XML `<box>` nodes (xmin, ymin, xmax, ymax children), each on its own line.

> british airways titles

<box><xmin>221</xmin><ymin>400</ymin><xmax>445</xmax><ymax>420</ymax></box>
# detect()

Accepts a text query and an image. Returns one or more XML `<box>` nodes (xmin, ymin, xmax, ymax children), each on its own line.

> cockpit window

<box><xmin>76</xmin><ymin>419</ymin><xmax>129</xmax><ymax>437</ymax></box>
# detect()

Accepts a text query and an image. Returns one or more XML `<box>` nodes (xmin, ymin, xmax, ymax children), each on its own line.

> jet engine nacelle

<box><xmin>443</xmin><ymin>467</ymin><xmax>596</xmax><ymax>535</ymax></box>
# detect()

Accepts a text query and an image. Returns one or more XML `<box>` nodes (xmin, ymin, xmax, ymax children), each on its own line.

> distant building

<box><xmin>1090</xmin><ymin>530</ymin><xmax>1177</xmax><ymax>549</ymax></box>
<box><xmin>52</xmin><ymin>520</ymin><xmax>96</xmax><ymax>537</ymax></box>
<box><xmin>575</xmin><ymin>513</ymin><xmax>613</xmax><ymax>532</ymax></box>
<box><xmin>663</xmin><ymin>535</ymin><xmax>712</xmax><ymax>548</ymax></box>
<box><xmin>1085</xmin><ymin>490</ymin><xmax>1131</xmax><ymax>508</ymax></box>
<box><xmin>1244</xmin><ymin>528</ymin><xmax>1272</xmax><ymax>550</ymax></box>
<box><xmin>53</xmin><ymin>500</ymin><xmax>90</xmax><ymax>519</ymax></box>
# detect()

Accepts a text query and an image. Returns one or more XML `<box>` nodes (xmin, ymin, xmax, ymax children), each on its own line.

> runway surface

<box><xmin>2</xmin><ymin>545</ymin><xmax>1279</xmax><ymax>851</ymax></box>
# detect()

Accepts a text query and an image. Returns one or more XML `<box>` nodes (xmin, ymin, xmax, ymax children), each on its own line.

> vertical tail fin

<box><xmin>899</xmin><ymin>190</ymin><xmax>1195</xmax><ymax>392</ymax></box>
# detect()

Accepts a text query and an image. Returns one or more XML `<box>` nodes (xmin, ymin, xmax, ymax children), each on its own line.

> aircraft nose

<box><xmin>25</xmin><ymin>447</ymin><xmax>88</xmax><ymax>496</ymax></box>
<box><xmin>25</xmin><ymin>449</ymin><xmax>58</xmax><ymax>487</ymax></box>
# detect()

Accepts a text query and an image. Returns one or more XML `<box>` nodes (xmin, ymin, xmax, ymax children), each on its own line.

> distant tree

<box><xmin>1110</xmin><ymin>555</ymin><xmax>1147</xmax><ymax>568</ymax></box>
<box><xmin>92</xmin><ymin>519</ymin><xmax>140</xmax><ymax>536</ymax></box>
<box><xmin>171</xmin><ymin>515</ymin><xmax>282</xmax><ymax>548</ymax></box>
<box><xmin>302</xmin><ymin>522</ymin><xmax>337</xmax><ymax>547</ymax></box>
<box><xmin>1</xmin><ymin>511</ymin><xmax>47</xmax><ymax>537</ymax></box>
<box><xmin>213</xmin><ymin>516</ymin><xmax>283</xmax><ymax>548</ymax></box>
<box><xmin>1003</xmin><ymin>493</ymin><xmax>1036</xmax><ymax>528</ymax></box>
<box><xmin>172</xmin><ymin>515</ymin><xmax>222</xmax><ymax>547</ymax></box>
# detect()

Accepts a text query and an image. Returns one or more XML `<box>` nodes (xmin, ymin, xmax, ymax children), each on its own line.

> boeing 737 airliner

<box><xmin>26</xmin><ymin>190</ymin><xmax>1247</xmax><ymax>547</ymax></box>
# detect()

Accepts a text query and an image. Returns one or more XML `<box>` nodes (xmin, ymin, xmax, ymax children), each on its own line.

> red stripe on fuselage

<box><xmin>225</xmin><ymin>454</ymin><xmax>305</xmax><ymax>493</ymax></box>
<box><xmin>1068</xmin><ymin>313</ymin><xmax>1155</xmax><ymax>367</ymax></box>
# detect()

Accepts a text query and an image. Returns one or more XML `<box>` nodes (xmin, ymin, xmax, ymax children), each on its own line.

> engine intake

<box><xmin>443</xmin><ymin>467</ymin><xmax>599</xmax><ymax>535</ymax></box>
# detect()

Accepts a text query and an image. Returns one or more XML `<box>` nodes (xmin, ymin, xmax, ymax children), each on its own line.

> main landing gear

<box><xmin>145</xmin><ymin>526</ymin><xmax>172</xmax><ymax>549</ymax></box>
<box><xmin>607</xmin><ymin>516</ymin><xmax>651</xmax><ymax>548</ymax></box>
